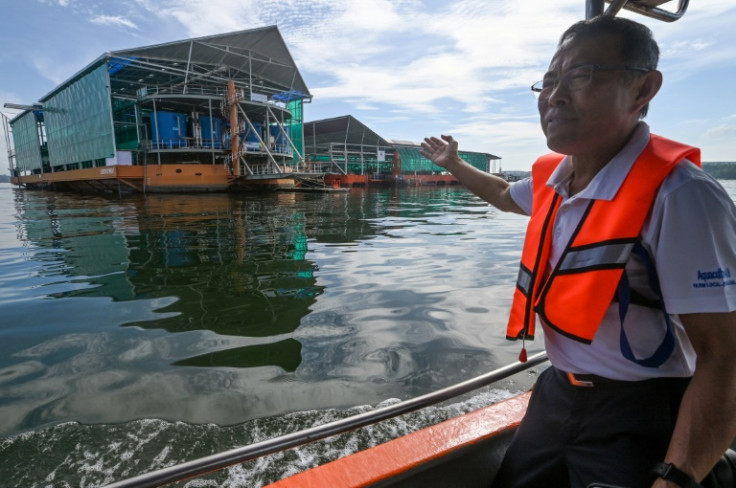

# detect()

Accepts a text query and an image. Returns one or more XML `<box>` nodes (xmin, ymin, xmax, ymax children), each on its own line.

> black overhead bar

<box><xmin>587</xmin><ymin>0</ymin><xmax>690</xmax><ymax>21</ymax></box>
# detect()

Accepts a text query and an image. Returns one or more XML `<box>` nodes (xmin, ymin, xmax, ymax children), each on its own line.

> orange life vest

<box><xmin>506</xmin><ymin>134</ymin><xmax>701</xmax><ymax>344</ymax></box>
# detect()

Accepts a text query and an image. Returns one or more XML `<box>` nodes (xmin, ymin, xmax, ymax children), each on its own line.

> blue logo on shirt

<box><xmin>693</xmin><ymin>267</ymin><xmax>736</xmax><ymax>288</ymax></box>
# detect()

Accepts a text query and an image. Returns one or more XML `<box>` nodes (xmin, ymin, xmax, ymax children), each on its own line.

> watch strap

<box><xmin>651</xmin><ymin>462</ymin><xmax>703</xmax><ymax>488</ymax></box>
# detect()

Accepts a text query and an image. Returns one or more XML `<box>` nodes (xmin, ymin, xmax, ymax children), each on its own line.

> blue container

<box><xmin>242</xmin><ymin>122</ymin><xmax>263</xmax><ymax>151</ymax></box>
<box><xmin>151</xmin><ymin>111</ymin><xmax>187</xmax><ymax>149</ymax></box>
<box><xmin>270</xmin><ymin>124</ymin><xmax>289</xmax><ymax>153</ymax></box>
<box><xmin>201</xmin><ymin>116</ymin><xmax>224</xmax><ymax>148</ymax></box>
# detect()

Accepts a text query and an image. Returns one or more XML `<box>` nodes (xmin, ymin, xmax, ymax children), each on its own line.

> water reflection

<box><xmin>124</xmin><ymin>194</ymin><xmax>324</xmax><ymax>340</ymax></box>
<box><xmin>0</xmin><ymin>185</ymin><xmax>532</xmax><ymax>436</ymax></box>
<box><xmin>175</xmin><ymin>338</ymin><xmax>303</xmax><ymax>372</ymax></box>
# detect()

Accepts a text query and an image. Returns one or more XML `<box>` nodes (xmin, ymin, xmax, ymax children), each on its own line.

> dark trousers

<box><xmin>491</xmin><ymin>366</ymin><xmax>690</xmax><ymax>488</ymax></box>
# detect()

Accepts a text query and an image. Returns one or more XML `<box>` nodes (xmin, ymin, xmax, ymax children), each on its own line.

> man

<box><xmin>420</xmin><ymin>15</ymin><xmax>736</xmax><ymax>488</ymax></box>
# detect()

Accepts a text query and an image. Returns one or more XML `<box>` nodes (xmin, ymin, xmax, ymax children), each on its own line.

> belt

<box><xmin>565</xmin><ymin>371</ymin><xmax>619</xmax><ymax>388</ymax></box>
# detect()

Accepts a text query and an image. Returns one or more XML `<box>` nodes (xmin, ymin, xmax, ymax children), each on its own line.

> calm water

<box><xmin>2</xmin><ymin>180</ymin><xmax>733</xmax><ymax>487</ymax></box>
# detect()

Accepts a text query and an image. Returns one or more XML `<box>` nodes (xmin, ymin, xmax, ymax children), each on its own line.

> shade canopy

<box><xmin>40</xmin><ymin>25</ymin><xmax>311</xmax><ymax>103</ymax></box>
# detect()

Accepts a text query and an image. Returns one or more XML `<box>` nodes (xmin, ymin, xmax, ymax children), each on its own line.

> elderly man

<box><xmin>420</xmin><ymin>15</ymin><xmax>736</xmax><ymax>488</ymax></box>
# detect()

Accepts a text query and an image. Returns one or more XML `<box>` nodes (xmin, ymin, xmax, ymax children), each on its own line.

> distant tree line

<box><xmin>703</xmin><ymin>162</ymin><xmax>736</xmax><ymax>180</ymax></box>
<box><xmin>0</xmin><ymin>174</ymin><xmax>10</xmax><ymax>183</ymax></box>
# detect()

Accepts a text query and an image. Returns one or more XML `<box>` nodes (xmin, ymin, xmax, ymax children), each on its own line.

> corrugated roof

<box><xmin>304</xmin><ymin>115</ymin><xmax>391</xmax><ymax>153</ymax></box>
<box><xmin>39</xmin><ymin>25</ymin><xmax>310</xmax><ymax>102</ymax></box>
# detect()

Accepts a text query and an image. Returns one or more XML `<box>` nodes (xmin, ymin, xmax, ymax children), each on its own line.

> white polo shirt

<box><xmin>510</xmin><ymin>123</ymin><xmax>736</xmax><ymax>380</ymax></box>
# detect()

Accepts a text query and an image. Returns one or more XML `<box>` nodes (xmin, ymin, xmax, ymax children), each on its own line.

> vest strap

<box><xmin>616</xmin><ymin>242</ymin><xmax>675</xmax><ymax>368</ymax></box>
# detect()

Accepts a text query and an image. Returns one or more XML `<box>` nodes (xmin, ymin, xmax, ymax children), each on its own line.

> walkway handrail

<box><xmin>103</xmin><ymin>351</ymin><xmax>548</xmax><ymax>488</ymax></box>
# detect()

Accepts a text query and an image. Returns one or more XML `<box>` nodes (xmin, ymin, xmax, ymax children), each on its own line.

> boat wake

<box><xmin>0</xmin><ymin>388</ymin><xmax>516</xmax><ymax>487</ymax></box>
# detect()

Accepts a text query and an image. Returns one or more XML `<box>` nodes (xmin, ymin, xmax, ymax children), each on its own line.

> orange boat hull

<box><xmin>265</xmin><ymin>392</ymin><xmax>530</xmax><ymax>488</ymax></box>
<box><xmin>10</xmin><ymin>164</ymin><xmax>299</xmax><ymax>193</ymax></box>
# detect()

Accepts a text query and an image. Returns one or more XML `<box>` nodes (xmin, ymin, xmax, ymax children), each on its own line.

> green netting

<box><xmin>44</xmin><ymin>63</ymin><xmax>115</xmax><ymax>168</ymax></box>
<box><xmin>113</xmin><ymin>98</ymin><xmax>141</xmax><ymax>150</ymax></box>
<box><xmin>345</xmin><ymin>153</ymin><xmax>394</xmax><ymax>174</ymax></box>
<box><xmin>308</xmin><ymin>152</ymin><xmax>394</xmax><ymax>174</ymax></box>
<box><xmin>348</xmin><ymin>164</ymin><xmax>395</xmax><ymax>174</ymax></box>
<box><xmin>286</xmin><ymin>99</ymin><xmax>303</xmax><ymax>157</ymax></box>
<box><xmin>10</xmin><ymin>111</ymin><xmax>43</xmax><ymax>173</ymax></box>
<box><xmin>396</xmin><ymin>147</ymin><xmax>488</xmax><ymax>174</ymax></box>
<box><xmin>396</xmin><ymin>147</ymin><xmax>435</xmax><ymax>174</ymax></box>
<box><xmin>459</xmin><ymin>151</ymin><xmax>491</xmax><ymax>170</ymax></box>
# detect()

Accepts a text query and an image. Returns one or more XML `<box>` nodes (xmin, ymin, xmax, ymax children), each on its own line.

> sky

<box><xmin>1</xmin><ymin>0</ymin><xmax>735</xmax><ymax>175</ymax></box>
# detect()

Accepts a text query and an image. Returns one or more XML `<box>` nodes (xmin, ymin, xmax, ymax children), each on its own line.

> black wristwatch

<box><xmin>651</xmin><ymin>462</ymin><xmax>703</xmax><ymax>488</ymax></box>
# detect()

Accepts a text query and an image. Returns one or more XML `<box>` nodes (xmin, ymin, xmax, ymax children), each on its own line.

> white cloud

<box><xmin>90</xmin><ymin>15</ymin><xmax>139</xmax><ymax>30</ymax></box>
<box><xmin>29</xmin><ymin>53</ymin><xmax>83</xmax><ymax>86</ymax></box>
<box><xmin>38</xmin><ymin>0</ymin><xmax>72</xmax><ymax>5</ymax></box>
<box><xmin>704</xmin><ymin>124</ymin><xmax>736</xmax><ymax>140</ymax></box>
<box><xmin>663</xmin><ymin>39</ymin><xmax>712</xmax><ymax>57</ymax></box>
<box><xmin>284</xmin><ymin>1</ymin><xmax>579</xmax><ymax>126</ymax></box>
<box><xmin>134</xmin><ymin>0</ymin><xmax>264</xmax><ymax>37</ymax></box>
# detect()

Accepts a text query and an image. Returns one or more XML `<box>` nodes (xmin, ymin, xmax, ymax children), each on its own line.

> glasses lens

<box><xmin>564</xmin><ymin>66</ymin><xmax>594</xmax><ymax>91</ymax></box>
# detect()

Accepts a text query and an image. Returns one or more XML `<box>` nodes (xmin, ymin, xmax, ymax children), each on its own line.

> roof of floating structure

<box><xmin>304</xmin><ymin>116</ymin><xmax>392</xmax><ymax>154</ymax></box>
<box><xmin>38</xmin><ymin>25</ymin><xmax>311</xmax><ymax>103</ymax></box>
<box><xmin>305</xmin><ymin>115</ymin><xmax>501</xmax><ymax>160</ymax></box>
<box><xmin>304</xmin><ymin>115</ymin><xmax>501</xmax><ymax>173</ymax></box>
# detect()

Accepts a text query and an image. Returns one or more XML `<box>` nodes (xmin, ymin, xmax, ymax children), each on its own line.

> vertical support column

<box><xmin>393</xmin><ymin>151</ymin><xmax>401</xmax><ymax>177</ymax></box>
<box><xmin>134</xmin><ymin>102</ymin><xmax>142</xmax><ymax>161</ymax></box>
<box><xmin>228</xmin><ymin>80</ymin><xmax>240</xmax><ymax>176</ymax></box>
<box><xmin>153</xmin><ymin>98</ymin><xmax>161</xmax><ymax>166</ymax></box>
<box><xmin>208</xmin><ymin>98</ymin><xmax>215</xmax><ymax>165</ymax></box>
<box><xmin>586</xmin><ymin>0</ymin><xmax>605</xmax><ymax>19</ymax></box>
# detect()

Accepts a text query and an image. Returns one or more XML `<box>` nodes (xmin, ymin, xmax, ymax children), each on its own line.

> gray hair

<box><xmin>559</xmin><ymin>15</ymin><xmax>659</xmax><ymax>70</ymax></box>
<box><xmin>559</xmin><ymin>15</ymin><xmax>659</xmax><ymax>117</ymax></box>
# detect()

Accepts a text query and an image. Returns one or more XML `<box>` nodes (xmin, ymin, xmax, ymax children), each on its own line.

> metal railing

<box><xmin>596</xmin><ymin>0</ymin><xmax>689</xmax><ymax>21</ymax></box>
<box><xmin>103</xmin><ymin>351</ymin><xmax>548</xmax><ymax>488</ymax></box>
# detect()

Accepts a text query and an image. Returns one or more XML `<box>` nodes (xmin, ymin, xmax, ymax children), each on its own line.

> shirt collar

<box><xmin>546</xmin><ymin>122</ymin><xmax>651</xmax><ymax>201</ymax></box>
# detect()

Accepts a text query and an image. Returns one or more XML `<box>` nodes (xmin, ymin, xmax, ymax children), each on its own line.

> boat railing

<box><xmin>102</xmin><ymin>351</ymin><xmax>548</xmax><ymax>488</ymax></box>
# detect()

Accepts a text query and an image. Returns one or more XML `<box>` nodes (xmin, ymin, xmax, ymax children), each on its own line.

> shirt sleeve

<box><xmin>643</xmin><ymin>162</ymin><xmax>736</xmax><ymax>314</ymax></box>
<box><xmin>509</xmin><ymin>176</ymin><xmax>533</xmax><ymax>216</ymax></box>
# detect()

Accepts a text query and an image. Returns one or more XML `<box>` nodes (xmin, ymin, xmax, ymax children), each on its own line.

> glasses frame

<box><xmin>531</xmin><ymin>64</ymin><xmax>652</xmax><ymax>95</ymax></box>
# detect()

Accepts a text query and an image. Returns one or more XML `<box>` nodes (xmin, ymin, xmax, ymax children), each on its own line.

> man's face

<box><xmin>538</xmin><ymin>33</ymin><xmax>643</xmax><ymax>158</ymax></box>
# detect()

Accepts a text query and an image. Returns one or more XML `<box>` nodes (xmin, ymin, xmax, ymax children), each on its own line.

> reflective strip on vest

<box><xmin>516</xmin><ymin>264</ymin><xmax>532</xmax><ymax>296</ymax></box>
<box><xmin>558</xmin><ymin>241</ymin><xmax>635</xmax><ymax>273</ymax></box>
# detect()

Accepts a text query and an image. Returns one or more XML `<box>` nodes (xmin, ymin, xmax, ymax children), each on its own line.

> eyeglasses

<box><xmin>531</xmin><ymin>64</ymin><xmax>651</xmax><ymax>96</ymax></box>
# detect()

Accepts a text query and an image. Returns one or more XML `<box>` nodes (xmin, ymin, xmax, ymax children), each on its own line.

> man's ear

<box><xmin>633</xmin><ymin>69</ymin><xmax>663</xmax><ymax>113</ymax></box>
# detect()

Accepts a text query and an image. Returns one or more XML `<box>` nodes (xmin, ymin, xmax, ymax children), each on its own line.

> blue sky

<box><xmin>1</xmin><ymin>0</ymin><xmax>735</xmax><ymax>175</ymax></box>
